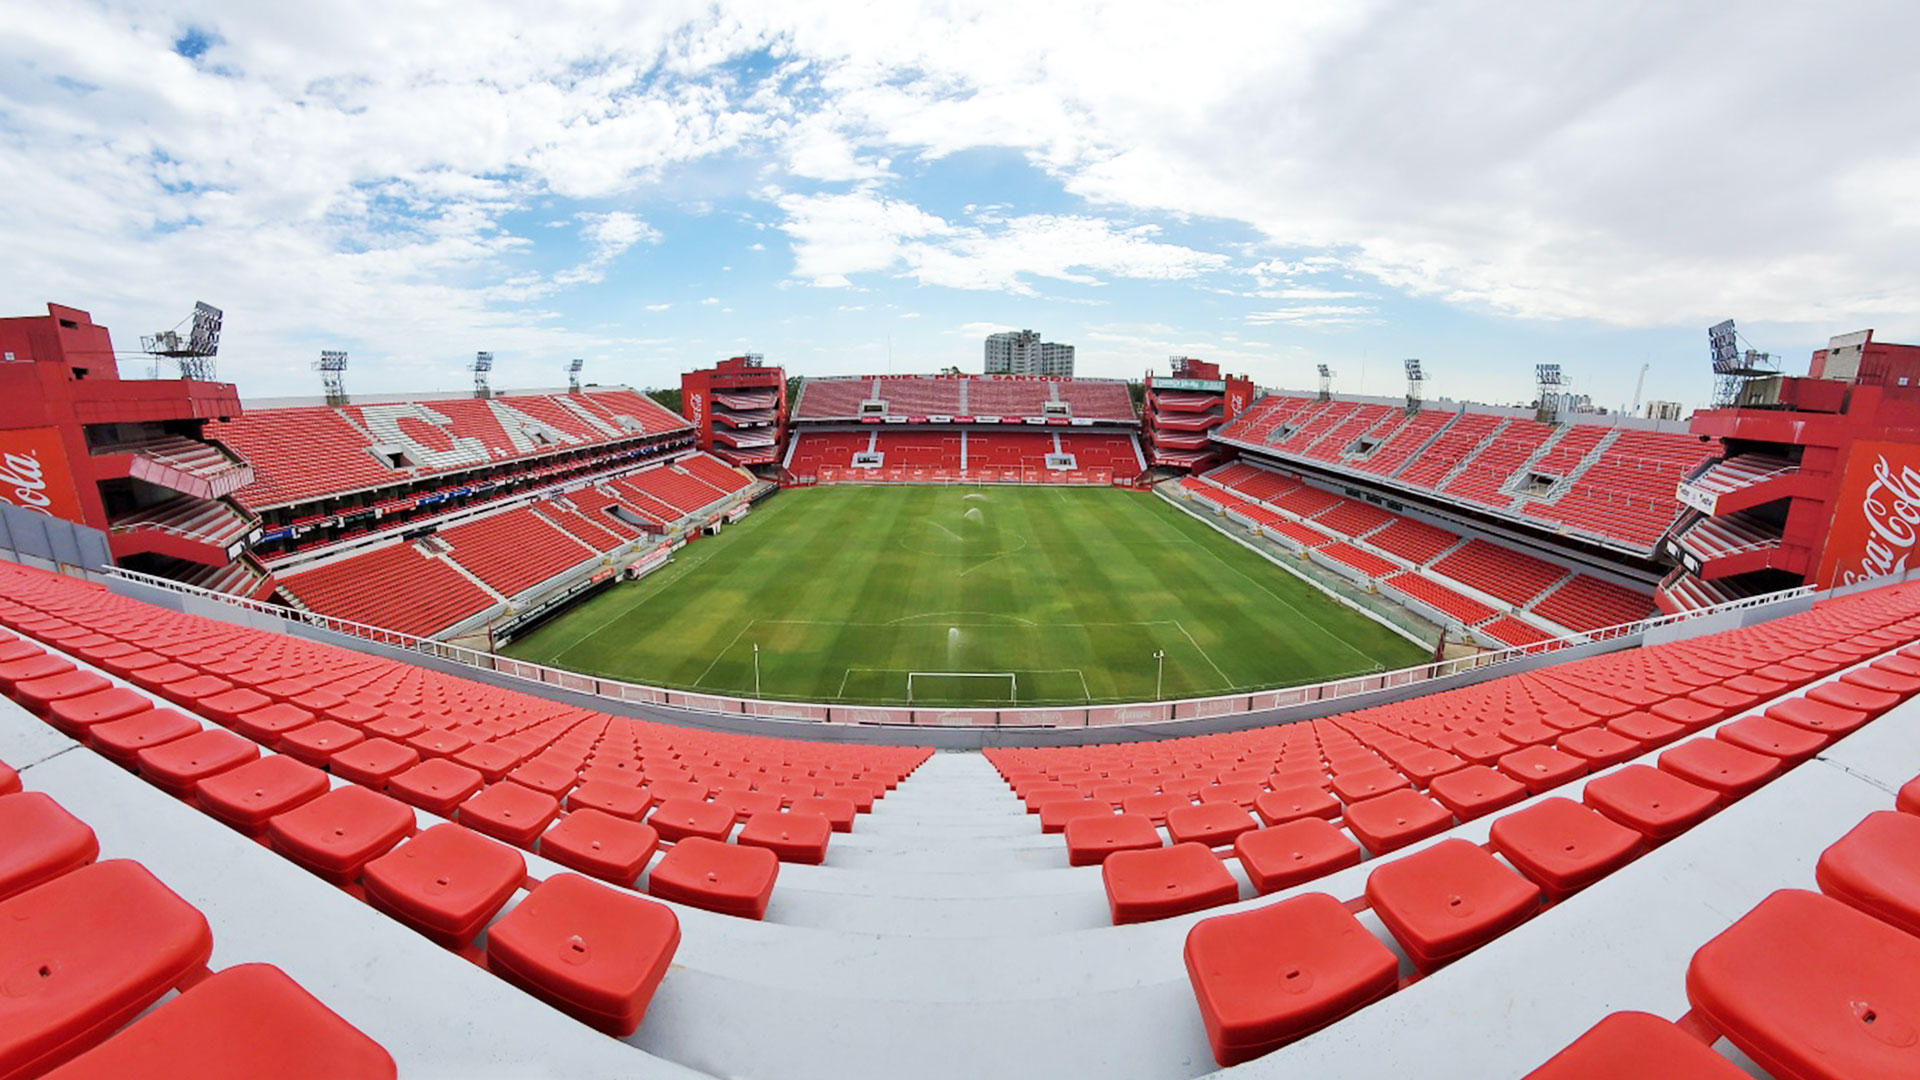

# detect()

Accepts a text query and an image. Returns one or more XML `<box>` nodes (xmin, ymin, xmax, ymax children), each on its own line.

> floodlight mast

<box><xmin>1708</xmin><ymin>319</ymin><xmax>1779</xmax><ymax>407</ymax></box>
<box><xmin>1535</xmin><ymin>363</ymin><xmax>1563</xmax><ymax>423</ymax></box>
<box><xmin>568</xmin><ymin>358</ymin><xmax>585</xmax><ymax>393</ymax></box>
<box><xmin>139</xmin><ymin>301</ymin><xmax>224</xmax><ymax>381</ymax></box>
<box><xmin>314</xmin><ymin>350</ymin><xmax>349</xmax><ymax>405</ymax></box>
<box><xmin>471</xmin><ymin>351</ymin><xmax>494</xmax><ymax>398</ymax></box>
<box><xmin>1404</xmin><ymin>358</ymin><xmax>1425</xmax><ymax>412</ymax></box>
<box><xmin>1316</xmin><ymin>363</ymin><xmax>1334</xmax><ymax>402</ymax></box>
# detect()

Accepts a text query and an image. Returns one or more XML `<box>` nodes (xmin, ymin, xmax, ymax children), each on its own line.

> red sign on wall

<box><xmin>0</xmin><ymin>426</ymin><xmax>85</xmax><ymax>523</ymax></box>
<box><xmin>1816</xmin><ymin>439</ymin><xmax>1920</xmax><ymax>587</ymax></box>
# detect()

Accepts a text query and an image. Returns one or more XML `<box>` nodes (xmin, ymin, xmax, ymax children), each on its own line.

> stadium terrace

<box><xmin>3</xmin><ymin>302</ymin><xmax>1920</xmax><ymax>1079</ymax></box>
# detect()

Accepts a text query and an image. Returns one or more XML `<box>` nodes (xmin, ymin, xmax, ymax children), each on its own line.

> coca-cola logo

<box><xmin>1841</xmin><ymin>454</ymin><xmax>1920</xmax><ymax>585</ymax></box>
<box><xmin>689</xmin><ymin>393</ymin><xmax>703</xmax><ymax>422</ymax></box>
<box><xmin>0</xmin><ymin>450</ymin><xmax>53</xmax><ymax>515</ymax></box>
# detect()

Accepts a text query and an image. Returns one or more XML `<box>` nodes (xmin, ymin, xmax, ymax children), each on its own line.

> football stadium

<box><xmin>4</xmin><ymin>6</ymin><xmax>1920</xmax><ymax>1079</ymax></box>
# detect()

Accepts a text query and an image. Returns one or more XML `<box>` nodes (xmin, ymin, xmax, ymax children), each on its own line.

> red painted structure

<box><xmin>1666</xmin><ymin>329</ymin><xmax>1920</xmax><ymax>611</ymax></box>
<box><xmin>1142</xmin><ymin>357</ymin><xmax>1255</xmax><ymax>472</ymax></box>
<box><xmin>0</xmin><ymin>303</ymin><xmax>266</xmax><ymax>596</ymax></box>
<box><xmin>681</xmin><ymin>355</ymin><xmax>787</xmax><ymax>469</ymax></box>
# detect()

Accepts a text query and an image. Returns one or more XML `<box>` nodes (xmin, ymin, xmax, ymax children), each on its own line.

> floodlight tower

<box><xmin>1707</xmin><ymin>319</ymin><xmax>1779</xmax><ymax>407</ymax></box>
<box><xmin>1535</xmin><ymin>363</ymin><xmax>1564</xmax><ymax>423</ymax></box>
<box><xmin>1317</xmin><ymin>364</ymin><xmax>1334</xmax><ymax>402</ymax></box>
<box><xmin>140</xmin><ymin>301</ymin><xmax>224</xmax><ymax>380</ymax></box>
<box><xmin>568</xmin><ymin>358</ymin><xmax>584</xmax><ymax>393</ymax></box>
<box><xmin>315</xmin><ymin>350</ymin><xmax>349</xmax><ymax>405</ymax></box>
<box><xmin>471</xmin><ymin>351</ymin><xmax>494</xmax><ymax>398</ymax></box>
<box><xmin>1404</xmin><ymin>358</ymin><xmax>1425</xmax><ymax>413</ymax></box>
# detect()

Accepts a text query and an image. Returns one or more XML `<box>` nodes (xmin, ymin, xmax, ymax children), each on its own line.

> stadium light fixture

<box><xmin>471</xmin><ymin>351</ymin><xmax>494</xmax><ymax>398</ymax></box>
<box><xmin>315</xmin><ymin>350</ymin><xmax>349</xmax><ymax>405</ymax></box>
<box><xmin>140</xmin><ymin>300</ymin><xmax>225</xmax><ymax>380</ymax></box>
<box><xmin>569</xmin><ymin>357</ymin><xmax>585</xmax><ymax>392</ymax></box>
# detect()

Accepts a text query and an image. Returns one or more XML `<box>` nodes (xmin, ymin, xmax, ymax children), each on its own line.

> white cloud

<box><xmin>553</xmin><ymin>210</ymin><xmax>659</xmax><ymax>285</ymax></box>
<box><xmin>774</xmin><ymin>190</ymin><xmax>1228</xmax><ymax>294</ymax></box>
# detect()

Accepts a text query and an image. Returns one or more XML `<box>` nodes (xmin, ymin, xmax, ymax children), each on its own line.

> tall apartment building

<box><xmin>984</xmin><ymin>329</ymin><xmax>1075</xmax><ymax>377</ymax></box>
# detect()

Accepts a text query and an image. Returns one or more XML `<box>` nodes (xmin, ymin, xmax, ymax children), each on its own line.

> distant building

<box><xmin>1644</xmin><ymin>399</ymin><xmax>1684</xmax><ymax>421</ymax></box>
<box><xmin>984</xmin><ymin>329</ymin><xmax>1075</xmax><ymax>376</ymax></box>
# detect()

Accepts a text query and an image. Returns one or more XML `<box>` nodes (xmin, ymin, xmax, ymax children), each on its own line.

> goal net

<box><xmin>906</xmin><ymin>671</ymin><xmax>1018</xmax><ymax>703</ymax></box>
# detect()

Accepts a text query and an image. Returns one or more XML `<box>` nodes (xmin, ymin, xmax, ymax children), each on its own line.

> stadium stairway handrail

<box><xmin>95</xmin><ymin>565</ymin><xmax>1820</xmax><ymax>733</ymax></box>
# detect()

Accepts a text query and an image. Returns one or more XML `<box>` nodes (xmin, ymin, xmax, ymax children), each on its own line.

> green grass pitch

<box><xmin>500</xmin><ymin>486</ymin><xmax>1429</xmax><ymax>706</ymax></box>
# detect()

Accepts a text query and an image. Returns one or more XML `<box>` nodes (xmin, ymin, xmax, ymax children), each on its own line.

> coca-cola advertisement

<box><xmin>1816</xmin><ymin>439</ymin><xmax>1920</xmax><ymax>587</ymax></box>
<box><xmin>0</xmin><ymin>426</ymin><xmax>85</xmax><ymax>523</ymax></box>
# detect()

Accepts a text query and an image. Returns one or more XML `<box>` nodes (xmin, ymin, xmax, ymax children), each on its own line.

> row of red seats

<box><xmin>1525</xmin><ymin>769</ymin><xmax>1920</xmax><ymax>1078</ymax></box>
<box><xmin>0</xmin><ymin>559</ymin><xmax>927</xmax><ymax>907</ymax></box>
<box><xmin>0</xmin><ymin>755</ymin><xmax>395</xmax><ymax>1078</ymax></box>
<box><xmin>987</xmin><ymin>582</ymin><xmax>1920</xmax><ymax>889</ymax></box>
<box><xmin>1126</xmin><ymin>605</ymin><xmax>1920</xmax><ymax>1066</ymax></box>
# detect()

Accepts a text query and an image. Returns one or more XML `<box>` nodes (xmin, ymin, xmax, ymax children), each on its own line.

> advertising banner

<box><xmin>1816</xmin><ymin>439</ymin><xmax>1920</xmax><ymax>587</ymax></box>
<box><xmin>0</xmin><ymin>426</ymin><xmax>85</xmax><ymax>522</ymax></box>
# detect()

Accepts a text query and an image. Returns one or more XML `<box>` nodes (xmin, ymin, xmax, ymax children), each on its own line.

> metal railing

<box><xmin>101</xmin><ymin>565</ymin><xmax>1816</xmax><ymax>730</ymax></box>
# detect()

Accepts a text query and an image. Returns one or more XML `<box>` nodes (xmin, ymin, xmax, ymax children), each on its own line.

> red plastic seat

<box><xmin>1648</xmin><ymin>696</ymin><xmax>1723</xmax><ymax>731</ymax></box>
<box><xmin>788</xmin><ymin>794</ymin><xmax>857</xmax><ymax>832</ymax></box>
<box><xmin>1453</xmin><ymin>734</ymin><xmax>1516</xmax><ymax>766</ymax></box>
<box><xmin>1765</xmin><ymin>696</ymin><xmax>1870</xmax><ymax>738</ymax></box>
<box><xmin>646</xmin><ymin>836</ymin><xmax>779</xmax><ymax>919</ymax></box>
<box><xmin>0</xmin><ymin>792</ymin><xmax>98</xmax><ymax>901</ymax></box>
<box><xmin>1039</xmin><ymin>797</ymin><xmax>1112</xmax><ymax>833</ymax></box>
<box><xmin>457</xmin><ymin>782</ymin><xmax>560</xmax><ymax>849</ymax></box>
<box><xmin>1658</xmin><ymin>739</ymin><xmax>1780</xmax><ymax>800</ymax></box>
<box><xmin>1497</xmin><ymin>745</ymin><xmax>1588</xmax><ymax>795</ymax></box>
<box><xmin>86</xmin><ymin>708</ymin><xmax>199</xmax><ymax>766</ymax></box>
<box><xmin>1808</xmin><ymin>679</ymin><xmax>1900</xmax><ymax>717</ymax></box>
<box><xmin>1552</xmin><ymin>727</ymin><xmax>1639</xmax><ymax>770</ymax></box>
<box><xmin>267</xmin><ymin>785</ymin><xmax>416</xmax><ymax>884</ymax></box>
<box><xmin>385</xmin><ymin>758</ymin><xmax>484</xmax><ymax>817</ymax></box>
<box><xmin>0</xmin><ymin>759</ymin><xmax>17</xmax><ymax>797</ymax></box>
<box><xmin>1166</xmin><ymin>803</ymin><xmax>1258</xmax><ymax>848</ymax></box>
<box><xmin>1814</xmin><ymin>810</ymin><xmax>1920</xmax><ymax>939</ymax></box>
<box><xmin>1122</xmin><ymin>792</ymin><xmax>1191</xmax><ymax>824</ymax></box>
<box><xmin>0</xmin><ymin>860</ymin><xmax>213</xmax><ymax>1080</ymax></box>
<box><xmin>1184</xmin><ymin>892</ymin><xmax>1399</xmax><ymax>1066</ymax></box>
<box><xmin>229</xmin><ymin>703</ymin><xmax>316</xmax><ymax>749</ymax></box>
<box><xmin>735</xmin><ymin>810</ymin><xmax>832</xmax><ymax>864</ymax></box>
<box><xmin>1687</xmin><ymin>889</ymin><xmax>1920</xmax><ymax>1080</ymax></box>
<box><xmin>1901</xmin><ymin>774</ymin><xmax>1920</xmax><ymax>816</ymax></box>
<box><xmin>1064</xmin><ymin>812</ymin><xmax>1161</xmax><ymax>866</ymax></box>
<box><xmin>13</xmin><ymin>670</ymin><xmax>111</xmax><ymax>717</ymax></box>
<box><xmin>539</xmin><ymin>809</ymin><xmax>659</xmax><ymax>885</ymax></box>
<box><xmin>648</xmin><ymin>797</ymin><xmax>736</xmax><ymax>842</ymax></box>
<box><xmin>44</xmin><ymin>687</ymin><xmax>151</xmax><ymax>737</ymax></box>
<box><xmin>1253</xmin><ymin>785</ymin><xmax>1340</xmax><ymax>826</ymax></box>
<box><xmin>1522</xmin><ymin>1011</ymin><xmax>1747</xmax><ymax>1079</ymax></box>
<box><xmin>452</xmin><ymin>743</ymin><xmax>521</xmax><ymax>782</ymax></box>
<box><xmin>1102</xmin><ymin>842</ymin><xmax>1239</xmax><ymax>924</ymax></box>
<box><xmin>194</xmin><ymin>755</ymin><xmax>330</xmax><ymax>836</ymax></box>
<box><xmin>362</xmin><ymin>823</ymin><xmax>526</xmax><ymax>948</ymax></box>
<box><xmin>1328</xmin><ymin>767</ymin><xmax>1408</xmax><ymax>804</ymax></box>
<box><xmin>196</xmin><ymin>687</ymin><xmax>273</xmax><ymax>729</ymax></box>
<box><xmin>1427</xmin><ymin>765</ymin><xmax>1527</xmax><ymax>821</ymax></box>
<box><xmin>712</xmin><ymin>789</ymin><xmax>783</xmax><ymax>822</ymax></box>
<box><xmin>278</xmin><ymin>721</ymin><xmax>365</xmax><ymax>767</ymax></box>
<box><xmin>136</xmin><ymin>728</ymin><xmax>260</xmax><ymax>797</ymax></box>
<box><xmin>505</xmin><ymin>759</ymin><xmax>578</xmax><ymax>799</ymax></box>
<box><xmin>1582</xmin><ymin>764</ymin><xmax>1720</xmax><ymax>841</ymax></box>
<box><xmin>1234</xmin><ymin>818</ymin><xmax>1362</xmax><ymax>894</ymax></box>
<box><xmin>485</xmin><ymin>873</ymin><xmax>680</xmax><ymax>1037</ymax></box>
<box><xmin>1715</xmin><ymin>716</ymin><xmax>1828</xmax><ymax>762</ymax></box>
<box><xmin>327</xmin><ymin>738</ymin><xmax>421</xmax><ymax>787</ymax></box>
<box><xmin>1365</xmin><ymin>838</ymin><xmax>1541</xmax><ymax>972</ymax></box>
<box><xmin>39</xmin><ymin>963</ymin><xmax>396</xmax><ymax>1080</ymax></box>
<box><xmin>1488</xmin><ymin>797</ymin><xmax>1644</xmax><ymax>901</ymax></box>
<box><xmin>1606</xmin><ymin>711</ymin><xmax>1683</xmax><ymax>749</ymax></box>
<box><xmin>1342</xmin><ymin>788</ymin><xmax>1453</xmax><ymax>855</ymax></box>
<box><xmin>567</xmin><ymin>780</ymin><xmax>653</xmax><ymax>821</ymax></box>
<box><xmin>0</xmin><ymin>651</ymin><xmax>75</xmax><ymax>692</ymax></box>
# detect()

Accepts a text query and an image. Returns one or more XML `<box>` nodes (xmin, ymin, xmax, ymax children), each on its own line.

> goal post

<box><xmin>906</xmin><ymin>671</ymin><xmax>1018</xmax><ymax>703</ymax></box>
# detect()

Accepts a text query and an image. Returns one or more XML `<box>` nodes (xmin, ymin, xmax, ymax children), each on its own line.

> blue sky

<box><xmin>2</xmin><ymin>2</ymin><xmax>1916</xmax><ymax>413</ymax></box>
